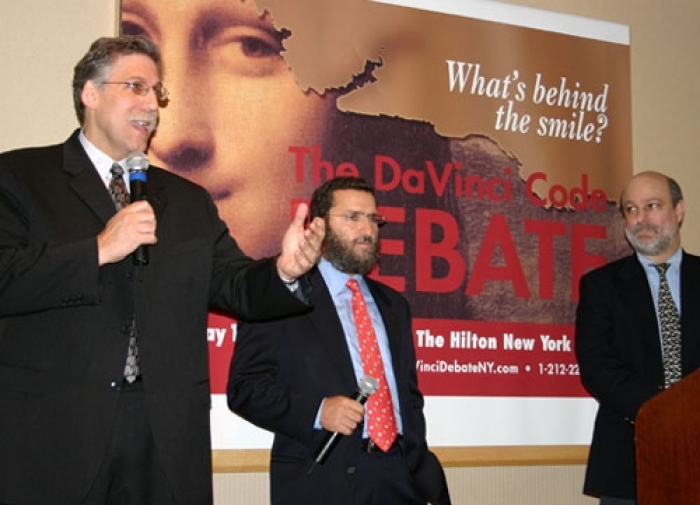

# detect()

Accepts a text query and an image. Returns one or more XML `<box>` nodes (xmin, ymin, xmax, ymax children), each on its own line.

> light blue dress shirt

<box><xmin>638</xmin><ymin>247</ymin><xmax>682</xmax><ymax>356</ymax></box>
<box><xmin>316</xmin><ymin>258</ymin><xmax>403</xmax><ymax>436</ymax></box>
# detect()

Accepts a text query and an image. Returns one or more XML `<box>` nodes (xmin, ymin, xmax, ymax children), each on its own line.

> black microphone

<box><xmin>126</xmin><ymin>152</ymin><xmax>150</xmax><ymax>266</ymax></box>
<box><xmin>308</xmin><ymin>376</ymin><xmax>378</xmax><ymax>475</ymax></box>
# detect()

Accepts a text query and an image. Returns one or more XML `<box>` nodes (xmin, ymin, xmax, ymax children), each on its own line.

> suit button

<box><xmin>109</xmin><ymin>381</ymin><xmax>121</xmax><ymax>390</ymax></box>
<box><xmin>346</xmin><ymin>466</ymin><xmax>357</xmax><ymax>475</ymax></box>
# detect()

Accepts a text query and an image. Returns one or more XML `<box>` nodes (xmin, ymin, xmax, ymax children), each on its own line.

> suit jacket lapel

<box><xmin>617</xmin><ymin>255</ymin><xmax>664</xmax><ymax>376</ymax></box>
<box><xmin>680</xmin><ymin>251</ymin><xmax>700</xmax><ymax>373</ymax></box>
<box><xmin>305</xmin><ymin>269</ymin><xmax>358</xmax><ymax>389</ymax></box>
<box><xmin>62</xmin><ymin>131</ymin><xmax>117</xmax><ymax>225</ymax></box>
<box><xmin>61</xmin><ymin>131</ymin><xmax>169</xmax><ymax>224</ymax></box>
<box><xmin>144</xmin><ymin>166</ymin><xmax>167</xmax><ymax>220</ymax></box>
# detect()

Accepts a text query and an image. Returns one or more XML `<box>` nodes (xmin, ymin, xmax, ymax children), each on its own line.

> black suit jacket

<box><xmin>0</xmin><ymin>131</ymin><xmax>309</xmax><ymax>505</ymax></box>
<box><xmin>227</xmin><ymin>268</ymin><xmax>450</xmax><ymax>505</ymax></box>
<box><xmin>575</xmin><ymin>251</ymin><xmax>700</xmax><ymax>499</ymax></box>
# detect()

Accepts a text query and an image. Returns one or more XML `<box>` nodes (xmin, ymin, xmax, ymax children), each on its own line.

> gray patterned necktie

<box><xmin>109</xmin><ymin>163</ymin><xmax>140</xmax><ymax>382</ymax></box>
<box><xmin>109</xmin><ymin>163</ymin><xmax>130</xmax><ymax>210</ymax></box>
<box><xmin>123</xmin><ymin>321</ymin><xmax>140</xmax><ymax>383</ymax></box>
<box><xmin>654</xmin><ymin>263</ymin><xmax>682</xmax><ymax>388</ymax></box>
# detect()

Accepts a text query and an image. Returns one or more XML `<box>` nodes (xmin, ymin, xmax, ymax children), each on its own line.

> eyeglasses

<box><xmin>101</xmin><ymin>80</ymin><xmax>170</xmax><ymax>103</ymax></box>
<box><xmin>329</xmin><ymin>211</ymin><xmax>387</xmax><ymax>227</ymax></box>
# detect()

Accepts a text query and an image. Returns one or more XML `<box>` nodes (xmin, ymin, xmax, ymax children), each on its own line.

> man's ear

<box><xmin>81</xmin><ymin>80</ymin><xmax>99</xmax><ymax>111</ymax></box>
<box><xmin>676</xmin><ymin>199</ymin><xmax>685</xmax><ymax>227</ymax></box>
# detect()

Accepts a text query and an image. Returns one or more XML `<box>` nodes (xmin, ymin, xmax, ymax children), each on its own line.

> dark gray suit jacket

<box><xmin>575</xmin><ymin>251</ymin><xmax>700</xmax><ymax>499</ymax></box>
<box><xmin>0</xmin><ymin>130</ymin><xmax>309</xmax><ymax>505</ymax></box>
<box><xmin>228</xmin><ymin>267</ymin><xmax>450</xmax><ymax>505</ymax></box>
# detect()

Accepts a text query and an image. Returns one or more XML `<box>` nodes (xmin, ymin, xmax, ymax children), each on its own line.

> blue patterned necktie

<box><xmin>654</xmin><ymin>263</ymin><xmax>681</xmax><ymax>388</ymax></box>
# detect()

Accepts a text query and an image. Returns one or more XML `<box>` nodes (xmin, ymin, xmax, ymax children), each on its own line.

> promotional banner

<box><xmin>120</xmin><ymin>0</ymin><xmax>631</xmax><ymax>449</ymax></box>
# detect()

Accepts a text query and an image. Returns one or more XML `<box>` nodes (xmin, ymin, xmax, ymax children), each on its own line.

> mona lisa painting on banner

<box><xmin>121</xmin><ymin>0</ymin><xmax>631</xmax><ymax>451</ymax></box>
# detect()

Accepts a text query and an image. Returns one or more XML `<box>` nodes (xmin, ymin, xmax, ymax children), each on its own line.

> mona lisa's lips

<box><xmin>167</xmin><ymin>172</ymin><xmax>237</xmax><ymax>203</ymax></box>
<box><xmin>208</xmin><ymin>188</ymin><xmax>231</xmax><ymax>201</ymax></box>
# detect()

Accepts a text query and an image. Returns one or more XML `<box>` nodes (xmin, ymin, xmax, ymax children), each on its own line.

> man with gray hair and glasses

<box><xmin>0</xmin><ymin>35</ymin><xmax>324</xmax><ymax>505</ymax></box>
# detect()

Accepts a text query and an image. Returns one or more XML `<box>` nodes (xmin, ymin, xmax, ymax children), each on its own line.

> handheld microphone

<box><xmin>126</xmin><ymin>152</ymin><xmax>150</xmax><ymax>266</ymax></box>
<box><xmin>308</xmin><ymin>376</ymin><xmax>378</xmax><ymax>475</ymax></box>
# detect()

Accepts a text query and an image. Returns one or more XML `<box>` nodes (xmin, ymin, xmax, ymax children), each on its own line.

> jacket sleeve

<box><xmin>204</xmin><ymin>191</ymin><xmax>310</xmax><ymax>322</ymax></box>
<box><xmin>227</xmin><ymin>317</ymin><xmax>324</xmax><ymax>445</ymax></box>
<box><xmin>0</xmin><ymin>156</ymin><xmax>101</xmax><ymax>316</ymax></box>
<box><xmin>575</xmin><ymin>270</ymin><xmax>661</xmax><ymax>421</ymax></box>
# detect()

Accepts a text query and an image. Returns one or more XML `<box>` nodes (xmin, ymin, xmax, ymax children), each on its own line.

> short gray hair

<box><xmin>72</xmin><ymin>36</ymin><xmax>162</xmax><ymax>125</ymax></box>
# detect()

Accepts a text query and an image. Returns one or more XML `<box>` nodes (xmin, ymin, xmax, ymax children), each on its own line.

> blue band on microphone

<box><xmin>129</xmin><ymin>171</ymin><xmax>147</xmax><ymax>182</ymax></box>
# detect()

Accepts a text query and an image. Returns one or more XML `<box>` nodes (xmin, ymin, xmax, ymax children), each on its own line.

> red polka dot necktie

<box><xmin>346</xmin><ymin>278</ymin><xmax>397</xmax><ymax>452</ymax></box>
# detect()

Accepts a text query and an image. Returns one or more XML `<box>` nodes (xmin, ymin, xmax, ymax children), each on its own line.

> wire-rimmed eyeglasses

<box><xmin>329</xmin><ymin>211</ymin><xmax>387</xmax><ymax>227</ymax></box>
<box><xmin>101</xmin><ymin>79</ymin><xmax>169</xmax><ymax>103</ymax></box>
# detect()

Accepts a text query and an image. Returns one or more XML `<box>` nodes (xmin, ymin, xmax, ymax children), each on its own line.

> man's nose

<box><xmin>638</xmin><ymin>207</ymin><xmax>653</xmax><ymax>223</ymax></box>
<box><xmin>357</xmin><ymin>215</ymin><xmax>377</xmax><ymax>233</ymax></box>
<box><xmin>141</xmin><ymin>88</ymin><xmax>160</xmax><ymax>111</ymax></box>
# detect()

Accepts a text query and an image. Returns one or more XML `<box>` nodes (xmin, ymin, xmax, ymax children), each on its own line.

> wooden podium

<box><xmin>636</xmin><ymin>368</ymin><xmax>700</xmax><ymax>505</ymax></box>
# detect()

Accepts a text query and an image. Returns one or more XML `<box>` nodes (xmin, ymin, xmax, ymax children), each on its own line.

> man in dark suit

<box><xmin>575</xmin><ymin>171</ymin><xmax>700</xmax><ymax>505</ymax></box>
<box><xmin>228</xmin><ymin>176</ymin><xmax>451</xmax><ymax>505</ymax></box>
<box><xmin>0</xmin><ymin>36</ymin><xmax>324</xmax><ymax>505</ymax></box>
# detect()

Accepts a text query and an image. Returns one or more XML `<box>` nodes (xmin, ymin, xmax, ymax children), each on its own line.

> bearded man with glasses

<box><xmin>228</xmin><ymin>176</ymin><xmax>451</xmax><ymax>505</ymax></box>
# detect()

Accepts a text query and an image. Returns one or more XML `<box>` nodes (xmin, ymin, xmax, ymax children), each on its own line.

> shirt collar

<box><xmin>78</xmin><ymin>130</ymin><xmax>128</xmax><ymax>187</ymax></box>
<box><xmin>637</xmin><ymin>246</ymin><xmax>683</xmax><ymax>270</ymax></box>
<box><xmin>318</xmin><ymin>257</ymin><xmax>364</xmax><ymax>296</ymax></box>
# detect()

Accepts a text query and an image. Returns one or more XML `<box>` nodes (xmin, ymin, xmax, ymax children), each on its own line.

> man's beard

<box><xmin>325</xmin><ymin>230</ymin><xmax>380</xmax><ymax>275</ymax></box>
<box><xmin>625</xmin><ymin>222</ymin><xmax>675</xmax><ymax>257</ymax></box>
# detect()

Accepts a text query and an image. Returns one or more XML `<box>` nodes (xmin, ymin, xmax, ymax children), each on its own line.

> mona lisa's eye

<box><xmin>200</xmin><ymin>16</ymin><xmax>287</xmax><ymax>78</ymax></box>
<box><xmin>210</xmin><ymin>31</ymin><xmax>285</xmax><ymax>77</ymax></box>
<box><xmin>121</xmin><ymin>6</ymin><xmax>157</xmax><ymax>41</ymax></box>
<box><xmin>122</xmin><ymin>20</ymin><xmax>149</xmax><ymax>38</ymax></box>
<box><xmin>238</xmin><ymin>34</ymin><xmax>282</xmax><ymax>59</ymax></box>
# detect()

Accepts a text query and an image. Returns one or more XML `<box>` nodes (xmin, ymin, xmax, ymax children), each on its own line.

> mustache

<box><xmin>355</xmin><ymin>235</ymin><xmax>375</xmax><ymax>245</ymax></box>
<box><xmin>630</xmin><ymin>223</ymin><xmax>660</xmax><ymax>235</ymax></box>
